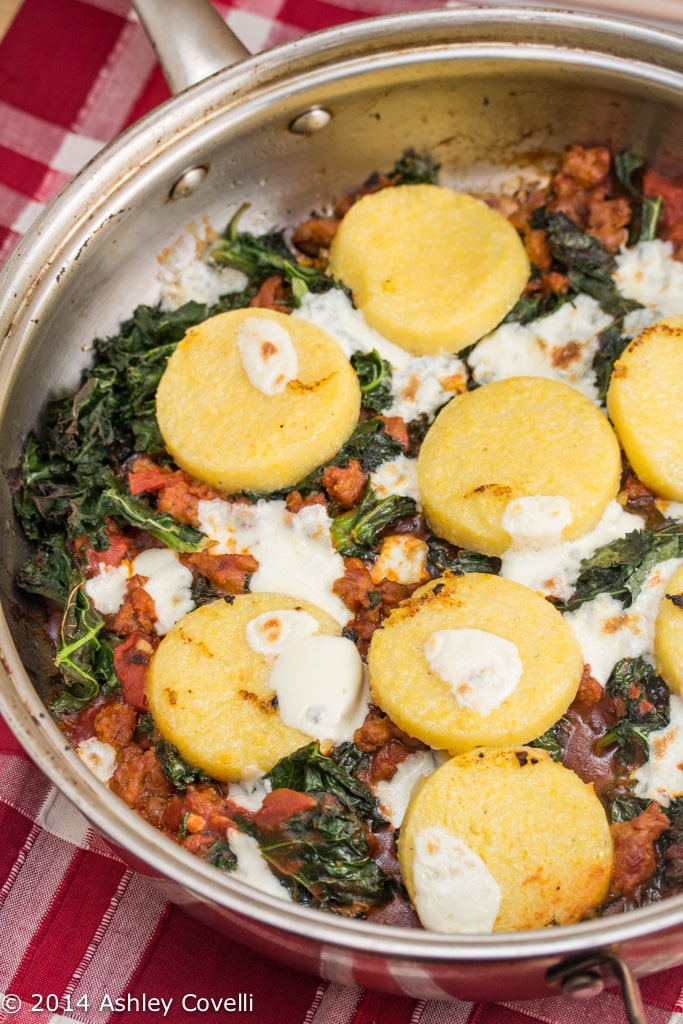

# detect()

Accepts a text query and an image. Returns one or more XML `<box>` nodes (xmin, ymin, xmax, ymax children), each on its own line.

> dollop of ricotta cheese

<box><xmin>245</xmin><ymin>608</ymin><xmax>319</xmax><ymax>656</ymax></box>
<box><xmin>226</xmin><ymin>828</ymin><xmax>292</xmax><ymax>900</ymax></box>
<box><xmin>501</xmin><ymin>494</ymin><xmax>574</xmax><ymax>550</ymax></box>
<box><xmin>424</xmin><ymin>628</ymin><xmax>523</xmax><ymax>716</ymax></box>
<box><xmin>237</xmin><ymin>316</ymin><xmax>298</xmax><ymax>395</ymax></box>
<box><xmin>84</xmin><ymin>548</ymin><xmax>194</xmax><ymax>635</ymax></box>
<box><xmin>632</xmin><ymin>694</ymin><xmax>683</xmax><ymax>806</ymax></box>
<box><xmin>269</xmin><ymin>634</ymin><xmax>367</xmax><ymax>745</ymax></box>
<box><xmin>411</xmin><ymin>825</ymin><xmax>501</xmax><ymax>933</ymax></box>
<box><xmin>76</xmin><ymin>737</ymin><xmax>117</xmax><ymax>783</ymax></box>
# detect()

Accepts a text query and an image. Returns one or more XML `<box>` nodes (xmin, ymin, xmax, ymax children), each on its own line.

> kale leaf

<box><xmin>350</xmin><ymin>351</ymin><xmax>393</xmax><ymax>412</ymax></box>
<box><xmin>211</xmin><ymin>203</ymin><xmax>332</xmax><ymax>306</ymax></box>
<box><xmin>614</xmin><ymin>150</ymin><xmax>663</xmax><ymax>243</ymax></box>
<box><xmin>330</xmin><ymin>486</ymin><xmax>417</xmax><ymax>558</ymax></box>
<box><xmin>204</xmin><ymin>838</ymin><xmax>237</xmax><ymax>872</ymax></box>
<box><xmin>50</xmin><ymin>580</ymin><xmax>119</xmax><ymax>714</ymax></box>
<box><xmin>249</xmin><ymin>790</ymin><xmax>392</xmax><ymax>912</ymax></box>
<box><xmin>529</xmin><ymin>717</ymin><xmax>571</xmax><ymax>763</ymax></box>
<box><xmin>597</xmin><ymin>656</ymin><xmax>670</xmax><ymax>766</ymax></box>
<box><xmin>425</xmin><ymin>537</ymin><xmax>502</xmax><ymax>578</ymax></box>
<box><xmin>155</xmin><ymin>739</ymin><xmax>210</xmax><ymax>789</ymax></box>
<box><xmin>98</xmin><ymin>485</ymin><xmax>203</xmax><ymax>553</ymax></box>
<box><xmin>390</xmin><ymin>148</ymin><xmax>440</xmax><ymax>185</ymax></box>
<box><xmin>562</xmin><ymin>521</ymin><xmax>683</xmax><ymax>611</ymax></box>
<box><xmin>265</xmin><ymin>741</ymin><xmax>384</xmax><ymax>825</ymax></box>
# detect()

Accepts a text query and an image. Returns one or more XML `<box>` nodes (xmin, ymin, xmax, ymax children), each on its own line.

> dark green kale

<box><xmin>425</xmin><ymin>537</ymin><xmax>501</xmax><ymax>578</ymax></box>
<box><xmin>350</xmin><ymin>351</ymin><xmax>393</xmax><ymax>412</ymax></box>
<box><xmin>605</xmin><ymin>791</ymin><xmax>652</xmax><ymax>824</ymax></box>
<box><xmin>210</xmin><ymin>203</ymin><xmax>332</xmax><ymax>306</ymax></box>
<box><xmin>562</xmin><ymin>521</ymin><xmax>683</xmax><ymax>612</ymax></box>
<box><xmin>529</xmin><ymin>717</ymin><xmax>571</xmax><ymax>763</ymax></box>
<box><xmin>97</xmin><ymin>485</ymin><xmax>203</xmax><ymax>554</ymax></box>
<box><xmin>266</xmin><ymin>741</ymin><xmax>384</xmax><ymax>825</ymax></box>
<box><xmin>49</xmin><ymin>580</ymin><xmax>119</xmax><ymax>714</ymax></box>
<box><xmin>155</xmin><ymin>739</ymin><xmax>210</xmax><ymax>789</ymax></box>
<box><xmin>204</xmin><ymin>838</ymin><xmax>237</xmax><ymax>872</ymax></box>
<box><xmin>504</xmin><ymin>288</ymin><xmax>568</xmax><ymax>325</ymax></box>
<box><xmin>14</xmin><ymin>300</ymin><xmax>232</xmax><ymax>597</ymax></box>
<box><xmin>592</xmin><ymin>321</ymin><xmax>632</xmax><ymax>402</ymax></box>
<box><xmin>330</xmin><ymin>486</ymin><xmax>417</xmax><ymax>558</ymax></box>
<box><xmin>331</xmin><ymin>418</ymin><xmax>405</xmax><ymax>475</ymax></box>
<box><xmin>390</xmin><ymin>148</ymin><xmax>440</xmax><ymax>185</ymax></box>
<box><xmin>247</xmin><ymin>790</ymin><xmax>392</xmax><ymax>912</ymax></box>
<box><xmin>596</xmin><ymin>657</ymin><xmax>670</xmax><ymax>766</ymax></box>
<box><xmin>529</xmin><ymin>208</ymin><xmax>641</xmax><ymax>320</ymax></box>
<box><xmin>614</xmin><ymin>150</ymin><xmax>663</xmax><ymax>243</ymax></box>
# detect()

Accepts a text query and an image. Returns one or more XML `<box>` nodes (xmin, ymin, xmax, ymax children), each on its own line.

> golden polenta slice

<box><xmin>146</xmin><ymin>593</ymin><xmax>341</xmax><ymax>781</ymax></box>
<box><xmin>156</xmin><ymin>307</ymin><xmax>361</xmax><ymax>493</ymax></box>
<box><xmin>328</xmin><ymin>184</ymin><xmax>530</xmax><ymax>355</ymax></box>
<box><xmin>607</xmin><ymin>315</ymin><xmax>683</xmax><ymax>500</ymax></box>
<box><xmin>654</xmin><ymin>562</ymin><xmax>683</xmax><ymax>695</ymax></box>
<box><xmin>367</xmin><ymin>573</ymin><xmax>583</xmax><ymax>753</ymax></box>
<box><xmin>398</xmin><ymin>747</ymin><xmax>613</xmax><ymax>933</ymax></box>
<box><xmin>417</xmin><ymin>376</ymin><xmax>621</xmax><ymax>556</ymax></box>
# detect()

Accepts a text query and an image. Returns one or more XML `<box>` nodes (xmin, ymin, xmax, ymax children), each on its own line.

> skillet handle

<box><xmin>547</xmin><ymin>950</ymin><xmax>646</xmax><ymax>1024</ymax></box>
<box><xmin>130</xmin><ymin>0</ymin><xmax>251</xmax><ymax>95</ymax></box>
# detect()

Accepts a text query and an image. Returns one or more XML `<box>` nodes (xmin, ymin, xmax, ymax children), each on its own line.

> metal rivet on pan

<box><xmin>289</xmin><ymin>108</ymin><xmax>332</xmax><ymax>134</ymax></box>
<box><xmin>169</xmin><ymin>165</ymin><xmax>209</xmax><ymax>199</ymax></box>
<box><xmin>560</xmin><ymin>970</ymin><xmax>605</xmax><ymax>999</ymax></box>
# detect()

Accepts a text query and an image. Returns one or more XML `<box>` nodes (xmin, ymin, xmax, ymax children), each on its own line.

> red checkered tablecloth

<box><xmin>2</xmin><ymin>2</ymin><xmax>683</xmax><ymax>1022</ymax></box>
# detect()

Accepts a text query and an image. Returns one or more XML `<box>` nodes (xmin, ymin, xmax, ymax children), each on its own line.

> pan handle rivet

<box><xmin>560</xmin><ymin>970</ymin><xmax>605</xmax><ymax>999</ymax></box>
<box><xmin>289</xmin><ymin>108</ymin><xmax>332</xmax><ymax>135</ymax></box>
<box><xmin>169</xmin><ymin>165</ymin><xmax>209</xmax><ymax>199</ymax></box>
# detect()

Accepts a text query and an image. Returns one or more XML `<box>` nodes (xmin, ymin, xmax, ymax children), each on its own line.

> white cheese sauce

<box><xmin>614</xmin><ymin>239</ymin><xmax>683</xmax><ymax>332</ymax></box>
<box><xmin>84</xmin><ymin>548</ymin><xmax>194</xmax><ymax>635</ymax></box>
<box><xmin>227</xmin><ymin>776</ymin><xmax>272</xmax><ymax>812</ymax></box>
<box><xmin>293</xmin><ymin>289</ymin><xmax>466</xmax><ymax>421</ymax></box>
<box><xmin>76</xmin><ymin>737</ymin><xmax>117</xmax><ymax>783</ymax></box>
<box><xmin>197</xmin><ymin>498</ymin><xmax>349</xmax><ymax>625</ymax></box>
<box><xmin>501</xmin><ymin>494</ymin><xmax>574</xmax><ymax>550</ymax></box>
<box><xmin>469</xmin><ymin>293</ymin><xmax>611</xmax><ymax>401</ymax></box>
<box><xmin>563</xmin><ymin>557</ymin><xmax>683</xmax><ymax>686</ymax></box>
<box><xmin>370</xmin><ymin>535</ymin><xmax>429</xmax><ymax>586</ymax></box>
<box><xmin>632</xmin><ymin>694</ymin><xmax>683</xmax><ymax>806</ymax></box>
<box><xmin>370</xmin><ymin>454</ymin><xmax>420</xmax><ymax>503</ymax></box>
<box><xmin>501</xmin><ymin>499</ymin><xmax>643</xmax><ymax>602</ymax></box>
<box><xmin>373</xmin><ymin>749</ymin><xmax>447</xmax><ymax>828</ymax></box>
<box><xmin>411</xmin><ymin>825</ymin><xmax>501</xmax><ymax>933</ymax></box>
<box><xmin>424</xmin><ymin>628</ymin><xmax>523</xmax><ymax>716</ymax></box>
<box><xmin>226</xmin><ymin>828</ymin><xmax>292</xmax><ymax>901</ymax></box>
<box><xmin>237</xmin><ymin>316</ymin><xmax>298</xmax><ymax>395</ymax></box>
<box><xmin>269</xmin><ymin>634</ymin><xmax>368</xmax><ymax>745</ymax></box>
<box><xmin>245</xmin><ymin>608</ymin><xmax>319</xmax><ymax>656</ymax></box>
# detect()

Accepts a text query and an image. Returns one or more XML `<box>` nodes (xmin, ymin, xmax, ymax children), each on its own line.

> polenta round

<box><xmin>417</xmin><ymin>376</ymin><xmax>622</xmax><ymax>556</ymax></box>
<box><xmin>607</xmin><ymin>315</ymin><xmax>683</xmax><ymax>500</ymax></box>
<box><xmin>398</xmin><ymin>747</ymin><xmax>613</xmax><ymax>932</ymax></box>
<box><xmin>156</xmin><ymin>308</ymin><xmax>361</xmax><ymax>493</ymax></box>
<box><xmin>367</xmin><ymin>573</ymin><xmax>583</xmax><ymax>753</ymax></box>
<box><xmin>146</xmin><ymin>593</ymin><xmax>341</xmax><ymax>781</ymax></box>
<box><xmin>654</xmin><ymin>561</ymin><xmax>683</xmax><ymax>695</ymax></box>
<box><xmin>328</xmin><ymin>184</ymin><xmax>530</xmax><ymax>355</ymax></box>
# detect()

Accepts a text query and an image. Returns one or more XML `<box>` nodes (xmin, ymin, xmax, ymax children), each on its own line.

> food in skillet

<box><xmin>12</xmin><ymin>145</ymin><xmax>683</xmax><ymax>932</ymax></box>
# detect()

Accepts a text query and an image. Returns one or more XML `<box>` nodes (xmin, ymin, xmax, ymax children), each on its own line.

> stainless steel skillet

<box><xmin>2</xmin><ymin>2</ymin><xmax>683</xmax><ymax>1018</ymax></box>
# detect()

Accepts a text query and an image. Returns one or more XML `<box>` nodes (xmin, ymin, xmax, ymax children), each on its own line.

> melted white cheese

<box><xmin>226</xmin><ymin>828</ymin><xmax>292</xmax><ymax>901</ymax></box>
<box><xmin>269</xmin><ymin>635</ymin><xmax>367</xmax><ymax>745</ymax></box>
<box><xmin>245</xmin><ymin>608</ymin><xmax>319</xmax><ymax>656</ymax></box>
<box><xmin>84</xmin><ymin>548</ymin><xmax>194</xmax><ymax>635</ymax></box>
<box><xmin>370</xmin><ymin>454</ymin><xmax>420</xmax><ymax>503</ymax></box>
<box><xmin>237</xmin><ymin>316</ymin><xmax>298</xmax><ymax>395</ymax></box>
<box><xmin>131</xmin><ymin>548</ymin><xmax>195</xmax><ymax>635</ymax></box>
<box><xmin>614</xmin><ymin>240</ymin><xmax>683</xmax><ymax>334</ymax></box>
<box><xmin>373</xmin><ymin>749</ymin><xmax>447</xmax><ymax>827</ymax></box>
<box><xmin>501</xmin><ymin>494</ymin><xmax>574</xmax><ymax>550</ymax></box>
<box><xmin>469</xmin><ymin>293</ymin><xmax>611</xmax><ymax>401</ymax></box>
<box><xmin>411</xmin><ymin>825</ymin><xmax>501</xmax><ymax>933</ymax></box>
<box><xmin>564</xmin><ymin>557</ymin><xmax>683</xmax><ymax>686</ymax></box>
<box><xmin>294</xmin><ymin>288</ymin><xmax>466</xmax><ymax>421</ymax></box>
<box><xmin>370</xmin><ymin>535</ymin><xmax>429</xmax><ymax>586</ymax></box>
<box><xmin>197</xmin><ymin>498</ymin><xmax>349</xmax><ymax>625</ymax></box>
<box><xmin>424</xmin><ymin>628</ymin><xmax>523</xmax><ymax>716</ymax></box>
<box><xmin>227</xmin><ymin>776</ymin><xmax>271</xmax><ymax>812</ymax></box>
<box><xmin>632</xmin><ymin>694</ymin><xmax>683</xmax><ymax>806</ymax></box>
<box><xmin>501</xmin><ymin>499</ymin><xmax>643</xmax><ymax>601</ymax></box>
<box><xmin>76</xmin><ymin>736</ymin><xmax>117</xmax><ymax>783</ymax></box>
